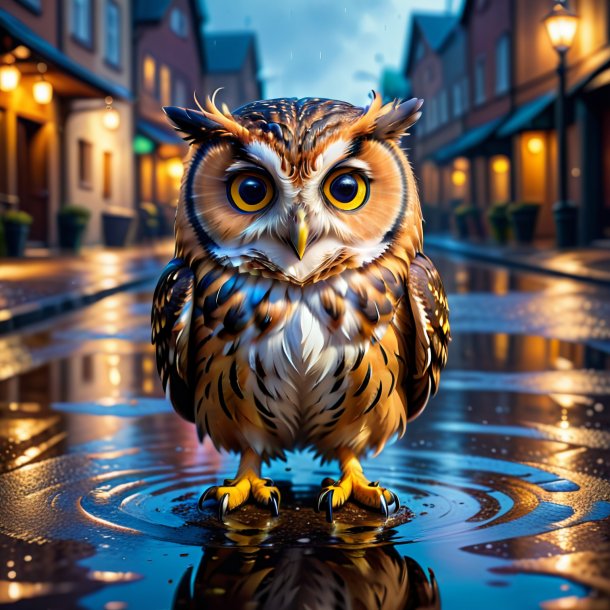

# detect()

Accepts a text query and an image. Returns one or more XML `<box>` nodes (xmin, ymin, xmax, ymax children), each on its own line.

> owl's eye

<box><xmin>227</xmin><ymin>172</ymin><xmax>275</xmax><ymax>213</ymax></box>
<box><xmin>322</xmin><ymin>168</ymin><xmax>369</xmax><ymax>211</ymax></box>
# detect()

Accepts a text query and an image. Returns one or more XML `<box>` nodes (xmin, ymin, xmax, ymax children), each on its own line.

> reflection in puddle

<box><xmin>0</xmin><ymin>257</ymin><xmax>609</xmax><ymax>609</ymax></box>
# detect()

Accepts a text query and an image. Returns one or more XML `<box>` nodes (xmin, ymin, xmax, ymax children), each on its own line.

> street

<box><xmin>0</xmin><ymin>249</ymin><xmax>609</xmax><ymax>610</ymax></box>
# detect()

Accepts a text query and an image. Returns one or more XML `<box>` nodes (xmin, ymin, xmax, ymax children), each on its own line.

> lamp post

<box><xmin>543</xmin><ymin>0</ymin><xmax>579</xmax><ymax>248</ymax></box>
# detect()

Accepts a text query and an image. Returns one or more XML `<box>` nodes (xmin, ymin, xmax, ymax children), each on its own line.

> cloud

<box><xmin>204</xmin><ymin>0</ymin><xmax>447</xmax><ymax>105</ymax></box>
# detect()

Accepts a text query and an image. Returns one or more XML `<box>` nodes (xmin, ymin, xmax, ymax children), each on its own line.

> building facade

<box><xmin>405</xmin><ymin>0</ymin><xmax>610</xmax><ymax>244</ymax></box>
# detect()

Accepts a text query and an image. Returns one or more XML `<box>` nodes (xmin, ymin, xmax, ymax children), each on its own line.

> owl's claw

<box><xmin>218</xmin><ymin>493</ymin><xmax>230</xmax><ymax>522</ymax></box>
<box><xmin>389</xmin><ymin>491</ymin><xmax>400</xmax><ymax>512</ymax></box>
<box><xmin>379</xmin><ymin>493</ymin><xmax>389</xmax><ymax>519</ymax></box>
<box><xmin>197</xmin><ymin>486</ymin><xmax>217</xmax><ymax>511</ymax></box>
<box><xmin>315</xmin><ymin>488</ymin><xmax>335</xmax><ymax>523</ymax></box>
<box><xmin>269</xmin><ymin>490</ymin><xmax>280</xmax><ymax>517</ymax></box>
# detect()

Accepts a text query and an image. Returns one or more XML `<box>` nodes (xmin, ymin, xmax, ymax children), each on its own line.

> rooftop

<box><xmin>204</xmin><ymin>32</ymin><xmax>257</xmax><ymax>73</ymax></box>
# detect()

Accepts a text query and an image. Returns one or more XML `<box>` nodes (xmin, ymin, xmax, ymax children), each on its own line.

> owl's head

<box><xmin>166</xmin><ymin>92</ymin><xmax>423</xmax><ymax>284</ymax></box>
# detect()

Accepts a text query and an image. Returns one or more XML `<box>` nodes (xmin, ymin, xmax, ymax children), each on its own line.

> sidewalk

<box><xmin>0</xmin><ymin>240</ymin><xmax>174</xmax><ymax>333</ymax></box>
<box><xmin>425</xmin><ymin>233</ymin><xmax>610</xmax><ymax>287</ymax></box>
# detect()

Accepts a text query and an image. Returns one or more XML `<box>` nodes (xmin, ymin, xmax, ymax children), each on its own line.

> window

<box><xmin>495</xmin><ymin>34</ymin><xmax>510</xmax><ymax>95</ymax></box>
<box><xmin>105</xmin><ymin>0</ymin><xmax>121</xmax><ymax>67</ymax></box>
<box><xmin>71</xmin><ymin>0</ymin><xmax>93</xmax><ymax>47</ymax></box>
<box><xmin>174</xmin><ymin>76</ymin><xmax>188</xmax><ymax>107</ymax></box>
<box><xmin>160</xmin><ymin>65</ymin><xmax>171</xmax><ymax>106</ymax></box>
<box><xmin>452</xmin><ymin>81</ymin><xmax>463</xmax><ymax>117</ymax></box>
<box><xmin>78</xmin><ymin>139</ymin><xmax>92</xmax><ymax>189</ymax></box>
<box><xmin>143</xmin><ymin>55</ymin><xmax>156</xmax><ymax>94</ymax></box>
<box><xmin>474</xmin><ymin>55</ymin><xmax>486</xmax><ymax>105</ymax></box>
<box><xmin>170</xmin><ymin>8</ymin><xmax>188</xmax><ymax>38</ymax></box>
<box><xmin>103</xmin><ymin>151</ymin><xmax>112</xmax><ymax>199</ymax></box>
<box><xmin>439</xmin><ymin>89</ymin><xmax>449</xmax><ymax>124</ymax></box>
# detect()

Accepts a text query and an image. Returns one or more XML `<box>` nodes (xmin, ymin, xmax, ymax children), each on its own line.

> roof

<box><xmin>404</xmin><ymin>13</ymin><xmax>458</xmax><ymax>76</ymax></box>
<box><xmin>204</xmin><ymin>32</ymin><xmax>258</xmax><ymax>74</ymax></box>
<box><xmin>134</xmin><ymin>0</ymin><xmax>172</xmax><ymax>23</ymax></box>
<box><xmin>0</xmin><ymin>9</ymin><xmax>131</xmax><ymax>100</ymax></box>
<box><xmin>434</xmin><ymin>117</ymin><xmax>504</xmax><ymax>164</ymax></box>
<box><xmin>137</xmin><ymin>119</ymin><xmax>184</xmax><ymax>145</ymax></box>
<box><xmin>497</xmin><ymin>92</ymin><xmax>555</xmax><ymax>138</ymax></box>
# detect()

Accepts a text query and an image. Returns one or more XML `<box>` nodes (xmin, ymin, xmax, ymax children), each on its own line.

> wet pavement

<box><xmin>0</xmin><ymin>251</ymin><xmax>609</xmax><ymax>610</ymax></box>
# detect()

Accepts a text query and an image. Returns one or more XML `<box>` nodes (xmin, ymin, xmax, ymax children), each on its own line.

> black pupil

<box><xmin>238</xmin><ymin>176</ymin><xmax>266</xmax><ymax>205</ymax></box>
<box><xmin>330</xmin><ymin>174</ymin><xmax>358</xmax><ymax>203</ymax></box>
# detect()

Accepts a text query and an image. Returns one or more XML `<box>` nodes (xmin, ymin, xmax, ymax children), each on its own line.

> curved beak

<box><xmin>290</xmin><ymin>209</ymin><xmax>309</xmax><ymax>260</ymax></box>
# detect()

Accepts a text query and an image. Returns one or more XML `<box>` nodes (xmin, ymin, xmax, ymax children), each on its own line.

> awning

<box><xmin>137</xmin><ymin>119</ymin><xmax>185</xmax><ymax>145</ymax></box>
<box><xmin>433</xmin><ymin>117</ymin><xmax>504</xmax><ymax>164</ymax></box>
<box><xmin>0</xmin><ymin>9</ymin><xmax>131</xmax><ymax>100</ymax></box>
<box><xmin>497</xmin><ymin>92</ymin><xmax>555</xmax><ymax>138</ymax></box>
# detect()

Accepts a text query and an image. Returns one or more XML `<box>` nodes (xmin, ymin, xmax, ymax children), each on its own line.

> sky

<box><xmin>205</xmin><ymin>0</ymin><xmax>450</xmax><ymax>106</ymax></box>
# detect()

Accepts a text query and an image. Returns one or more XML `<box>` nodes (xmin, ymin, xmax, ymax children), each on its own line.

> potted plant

<box><xmin>102</xmin><ymin>206</ymin><xmax>136</xmax><ymax>247</ymax></box>
<box><xmin>2</xmin><ymin>210</ymin><xmax>33</xmax><ymax>257</ymax></box>
<box><xmin>453</xmin><ymin>203</ymin><xmax>479</xmax><ymax>239</ymax></box>
<box><xmin>487</xmin><ymin>202</ymin><xmax>511</xmax><ymax>244</ymax></box>
<box><xmin>58</xmin><ymin>205</ymin><xmax>91</xmax><ymax>253</ymax></box>
<box><xmin>508</xmin><ymin>201</ymin><xmax>541</xmax><ymax>245</ymax></box>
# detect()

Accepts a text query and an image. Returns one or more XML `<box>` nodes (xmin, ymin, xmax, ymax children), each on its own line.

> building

<box><xmin>203</xmin><ymin>32</ymin><xmax>263</xmax><ymax>111</ymax></box>
<box><xmin>405</xmin><ymin>0</ymin><xmax>610</xmax><ymax>244</ymax></box>
<box><xmin>0</xmin><ymin>0</ymin><xmax>134</xmax><ymax>246</ymax></box>
<box><xmin>132</xmin><ymin>0</ymin><xmax>206</xmax><ymax>227</ymax></box>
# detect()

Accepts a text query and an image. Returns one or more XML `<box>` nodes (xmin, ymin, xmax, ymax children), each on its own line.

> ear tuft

<box><xmin>163</xmin><ymin>106</ymin><xmax>221</xmax><ymax>142</ymax></box>
<box><xmin>374</xmin><ymin>98</ymin><xmax>424</xmax><ymax>140</ymax></box>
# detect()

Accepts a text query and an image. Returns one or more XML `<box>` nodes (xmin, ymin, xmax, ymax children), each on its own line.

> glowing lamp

<box><xmin>491</xmin><ymin>157</ymin><xmax>509</xmax><ymax>174</ymax></box>
<box><xmin>451</xmin><ymin>169</ymin><xmax>467</xmax><ymax>187</ymax></box>
<box><xmin>167</xmin><ymin>157</ymin><xmax>184</xmax><ymax>179</ymax></box>
<box><xmin>0</xmin><ymin>64</ymin><xmax>20</xmax><ymax>92</ymax></box>
<box><xmin>103</xmin><ymin>107</ymin><xmax>121</xmax><ymax>130</ymax></box>
<box><xmin>543</xmin><ymin>1</ymin><xmax>579</xmax><ymax>53</ymax></box>
<box><xmin>527</xmin><ymin>136</ymin><xmax>544</xmax><ymax>155</ymax></box>
<box><xmin>33</xmin><ymin>79</ymin><xmax>53</xmax><ymax>104</ymax></box>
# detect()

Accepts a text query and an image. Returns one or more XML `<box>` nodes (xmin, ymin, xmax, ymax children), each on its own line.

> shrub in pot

<box><xmin>453</xmin><ymin>204</ymin><xmax>479</xmax><ymax>239</ymax></box>
<box><xmin>3</xmin><ymin>210</ymin><xmax>33</xmax><ymax>257</ymax></box>
<box><xmin>58</xmin><ymin>205</ymin><xmax>91</xmax><ymax>253</ymax></box>
<box><xmin>508</xmin><ymin>201</ymin><xmax>541</xmax><ymax>245</ymax></box>
<box><xmin>487</xmin><ymin>202</ymin><xmax>511</xmax><ymax>244</ymax></box>
<box><xmin>102</xmin><ymin>206</ymin><xmax>135</xmax><ymax>247</ymax></box>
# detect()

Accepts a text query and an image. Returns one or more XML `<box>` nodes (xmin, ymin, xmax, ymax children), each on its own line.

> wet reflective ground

<box><xmin>1</xmin><ymin>252</ymin><xmax>609</xmax><ymax>610</ymax></box>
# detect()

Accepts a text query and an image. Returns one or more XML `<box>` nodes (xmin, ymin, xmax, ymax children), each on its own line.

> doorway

<box><xmin>17</xmin><ymin>117</ymin><xmax>49</xmax><ymax>244</ymax></box>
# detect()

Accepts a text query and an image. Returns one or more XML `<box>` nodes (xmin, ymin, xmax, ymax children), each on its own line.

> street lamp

<box><xmin>543</xmin><ymin>0</ymin><xmax>579</xmax><ymax>248</ymax></box>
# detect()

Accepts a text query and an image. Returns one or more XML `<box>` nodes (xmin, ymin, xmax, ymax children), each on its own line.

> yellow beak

<box><xmin>290</xmin><ymin>209</ymin><xmax>309</xmax><ymax>260</ymax></box>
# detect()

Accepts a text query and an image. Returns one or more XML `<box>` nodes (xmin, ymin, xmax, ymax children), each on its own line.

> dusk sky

<box><xmin>205</xmin><ymin>0</ymin><xmax>450</xmax><ymax>105</ymax></box>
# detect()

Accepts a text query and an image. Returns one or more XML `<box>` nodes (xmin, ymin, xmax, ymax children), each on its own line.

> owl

<box><xmin>152</xmin><ymin>91</ymin><xmax>450</xmax><ymax>522</ymax></box>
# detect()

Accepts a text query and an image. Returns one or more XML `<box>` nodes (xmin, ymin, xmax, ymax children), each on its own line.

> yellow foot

<box><xmin>316</xmin><ymin>472</ymin><xmax>400</xmax><ymax>523</ymax></box>
<box><xmin>198</xmin><ymin>469</ymin><xmax>280</xmax><ymax>521</ymax></box>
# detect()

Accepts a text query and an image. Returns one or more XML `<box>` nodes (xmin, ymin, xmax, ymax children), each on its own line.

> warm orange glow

<box><xmin>167</xmin><ymin>157</ymin><xmax>184</xmax><ymax>179</ymax></box>
<box><xmin>0</xmin><ymin>64</ymin><xmax>20</xmax><ymax>92</ymax></box>
<box><xmin>527</xmin><ymin>136</ymin><xmax>544</xmax><ymax>155</ymax></box>
<box><xmin>543</xmin><ymin>2</ymin><xmax>579</xmax><ymax>53</ymax></box>
<box><xmin>33</xmin><ymin>79</ymin><xmax>53</xmax><ymax>104</ymax></box>
<box><xmin>13</xmin><ymin>45</ymin><xmax>30</xmax><ymax>60</ymax></box>
<box><xmin>454</xmin><ymin>157</ymin><xmax>469</xmax><ymax>171</ymax></box>
<box><xmin>103</xmin><ymin>107</ymin><xmax>121</xmax><ymax>130</ymax></box>
<box><xmin>491</xmin><ymin>156</ymin><xmax>510</xmax><ymax>174</ymax></box>
<box><xmin>451</xmin><ymin>169</ymin><xmax>467</xmax><ymax>186</ymax></box>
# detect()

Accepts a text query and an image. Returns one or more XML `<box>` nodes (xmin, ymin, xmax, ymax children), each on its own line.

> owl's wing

<box><xmin>151</xmin><ymin>258</ymin><xmax>196</xmax><ymax>422</ymax></box>
<box><xmin>396</xmin><ymin>253</ymin><xmax>450</xmax><ymax>421</ymax></box>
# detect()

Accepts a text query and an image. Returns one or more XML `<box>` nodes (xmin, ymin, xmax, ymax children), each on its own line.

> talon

<box><xmin>369</xmin><ymin>481</ymin><xmax>380</xmax><ymax>487</ymax></box>
<box><xmin>264</xmin><ymin>477</ymin><xmax>274</xmax><ymax>487</ymax></box>
<box><xmin>269</xmin><ymin>491</ymin><xmax>280</xmax><ymax>517</ymax></box>
<box><xmin>218</xmin><ymin>493</ymin><xmax>230</xmax><ymax>522</ymax></box>
<box><xmin>389</xmin><ymin>491</ymin><xmax>400</xmax><ymax>512</ymax></box>
<box><xmin>198</xmin><ymin>486</ymin><xmax>217</xmax><ymax>511</ymax></box>
<box><xmin>379</xmin><ymin>493</ymin><xmax>389</xmax><ymax>519</ymax></box>
<box><xmin>325</xmin><ymin>489</ymin><xmax>334</xmax><ymax>523</ymax></box>
<box><xmin>316</xmin><ymin>489</ymin><xmax>331</xmax><ymax>513</ymax></box>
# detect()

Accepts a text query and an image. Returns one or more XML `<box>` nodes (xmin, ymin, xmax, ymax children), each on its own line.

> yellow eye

<box><xmin>322</xmin><ymin>168</ymin><xmax>369</xmax><ymax>211</ymax></box>
<box><xmin>227</xmin><ymin>172</ymin><xmax>275</xmax><ymax>213</ymax></box>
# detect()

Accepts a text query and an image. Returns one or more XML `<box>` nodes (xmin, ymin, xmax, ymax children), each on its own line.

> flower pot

<box><xmin>4</xmin><ymin>221</ymin><xmax>29</xmax><ymax>257</ymax></box>
<box><xmin>102</xmin><ymin>208</ymin><xmax>135</xmax><ymax>247</ymax></box>
<box><xmin>553</xmin><ymin>201</ymin><xmax>578</xmax><ymax>248</ymax></box>
<box><xmin>58</xmin><ymin>215</ymin><xmax>87</xmax><ymax>253</ymax></box>
<box><xmin>509</xmin><ymin>204</ymin><xmax>540</xmax><ymax>245</ymax></box>
<box><xmin>487</xmin><ymin>206</ymin><xmax>511</xmax><ymax>244</ymax></box>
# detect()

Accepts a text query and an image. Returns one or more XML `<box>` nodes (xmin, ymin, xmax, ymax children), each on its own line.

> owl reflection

<box><xmin>152</xmin><ymin>92</ymin><xmax>450</xmax><ymax>521</ymax></box>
